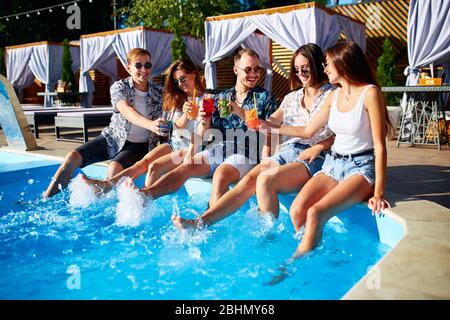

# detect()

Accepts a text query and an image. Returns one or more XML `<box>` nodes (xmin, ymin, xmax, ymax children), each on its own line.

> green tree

<box><xmin>61</xmin><ymin>39</ymin><xmax>77</xmax><ymax>92</ymax></box>
<box><xmin>377</xmin><ymin>38</ymin><xmax>400</xmax><ymax>105</ymax></box>
<box><xmin>121</xmin><ymin>0</ymin><xmax>236</xmax><ymax>61</ymax></box>
<box><xmin>255</xmin><ymin>0</ymin><xmax>329</xmax><ymax>9</ymax></box>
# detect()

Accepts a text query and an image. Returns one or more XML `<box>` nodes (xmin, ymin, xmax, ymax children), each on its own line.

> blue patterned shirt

<box><xmin>210</xmin><ymin>86</ymin><xmax>278</xmax><ymax>160</ymax></box>
<box><xmin>101</xmin><ymin>77</ymin><xmax>162</xmax><ymax>158</ymax></box>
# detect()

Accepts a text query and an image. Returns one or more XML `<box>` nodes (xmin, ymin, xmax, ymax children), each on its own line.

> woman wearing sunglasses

<box><xmin>278</xmin><ymin>42</ymin><xmax>391</xmax><ymax>261</ymax></box>
<box><xmin>173</xmin><ymin>43</ymin><xmax>335</xmax><ymax>230</ymax></box>
<box><xmin>44</xmin><ymin>48</ymin><xmax>166</xmax><ymax>198</ymax></box>
<box><xmin>81</xmin><ymin>58</ymin><xmax>205</xmax><ymax>193</ymax></box>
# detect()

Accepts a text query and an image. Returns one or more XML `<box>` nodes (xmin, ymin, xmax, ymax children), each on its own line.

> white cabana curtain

<box><xmin>204</xmin><ymin>7</ymin><xmax>365</xmax><ymax>90</ymax></box>
<box><xmin>204</xmin><ymin>18</ymin><xmax>258</xmax><ymax>89</ymax></box>
<box><xmin>6</xmin><ymin>43</ymin><xmax>81</xmax><ymax>107</ymax></box>
<box><xmin>79</xmin><ymin>28</ymin><xmax>177</xmax><ymax>107</ymax></box>
<box><xmin>242</xmin><ymin>33</ymin><xmax>273</xmax><ymax>90</ymax></box>
<box><xmin>336</xmin><ymin>15</ymin><xmax>366</xmax><ymax>52</ymax></box>
<box><xmin>28</xmin><ymin>45</ymin><xmax>58</xmax><ymax>108</ymax></box>
<box><xmin>404</xmin><ymin>0</ymin><xmax>450</xmax><ymax>87</ymax></box>
<box><xmin>79</xmin><ymin>34</ymin><xmax>118</xmax><ymax>102</ymax></box>
<box><xmin>183</xmin><ymin>36</ymin><xmax>206</xmax><ymax>68</ymax></box>
<box><xmin>6</xmin><ymin>47</ymin><xmax>35</xmax><ymax>89</ymax></box>
<box><xmin>143</xmin><ymin>31</ymin><xmax>174</xmax><ymax>77</ymax></box>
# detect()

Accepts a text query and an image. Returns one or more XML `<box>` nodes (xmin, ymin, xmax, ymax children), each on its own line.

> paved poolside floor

<box><xmin>1</xmin><ymin>126</ymin><xmax>449</xmax><ymax>208</ymax></box>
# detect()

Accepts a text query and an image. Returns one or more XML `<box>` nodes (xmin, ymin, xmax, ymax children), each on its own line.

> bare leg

<box><xmin>82</xmin><ymin>144</ymin><xmax>172</xmax><ymax>194</ymax></box>
<box><xmin>107</xmin><ymin>161</ymin><xmax>124</xmax><ymax>178</ymax></box>
<box><xmin>209</xmin><ymin>163</ymin><xmax>241</xmax><ymax>207</ymax></box>
<box><xmin>172</xmin><ymin>163</ymin><xmax>266</xmax><ymax>229</ymax></box>
<box><xmin>43</xmin><ymin>150</ymin><xmax>83</xmax><ymax>198</ymax></box>
<box><xmin>256</xmin><ymin>162</ymin><xmax>311</xmax><ymax>218</ymax></box>
<box><xmin>145</xmin><ymin>149</ymin><xmax>186</xmax><ymax>187</ymax></box>
<box><xmin>140</xmin><ymin>153</ymin><xmax>211</xmax><ymax>199</ymax></box>
<box><xmin>294</xmin><ymin>174</ymin><xmax>374</xmax><ymax>258</ymax></box>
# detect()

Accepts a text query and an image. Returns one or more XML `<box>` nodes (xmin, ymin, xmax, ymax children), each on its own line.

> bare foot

<box><xmin>172</xmin><ymin>215</ymin><xmax>203</xmax><ymax>230</ymax></box>
<box><xmin>80</xmin><ymin>175</ymin><xmax>113</xmax><ymax>195</ymax></box>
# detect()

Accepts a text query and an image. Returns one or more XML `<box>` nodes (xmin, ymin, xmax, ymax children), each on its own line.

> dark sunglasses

<box><xmin>295</xmin><ymin>67</ymin><xmax>310</xmax><ymax>75</ymax></box>
<box><xmin>173</xmin><ymin>75</ymin><xmax>187</xmax><ymax>86</ymax></box>
<box><xmin>235</xmin><ymin>65</ymin><xmax>263</xmax><ymax>75</ymax></box>
<box><xmin>322</xmin><ymin>62</ymin><xmax>329</xmax><ymax>69</ymax></box>
<box><xmin>134</xmin><ymin>62</ymin><xmax>152</xmax><ymax>69</ymax></box>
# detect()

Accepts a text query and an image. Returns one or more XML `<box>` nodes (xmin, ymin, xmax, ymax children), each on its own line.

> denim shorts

<box><xmin>317</xmin><ymin>152</ymin><xmax>375</xmax><ymax>186</ymax></box>
<box><xmin>269</xmin><ymin>142</ymin><xmax>325</xmax><ymax>177</ymax></box>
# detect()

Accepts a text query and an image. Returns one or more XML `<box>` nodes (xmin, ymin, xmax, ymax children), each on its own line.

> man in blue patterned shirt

<box><xmin>129</xmin><ymin>48</ymin><xmax>278</xmax><ymax>209</ymax></box>
<box><xmin>44</xmin><ymin>48</ymin><xmax>166</xmax><ymax>198</ymax></box>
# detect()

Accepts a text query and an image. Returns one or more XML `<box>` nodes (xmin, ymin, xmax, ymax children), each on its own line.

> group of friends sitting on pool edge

<box><xmin>43</xmin><ymin>42</ymin><xmax>391</xmax><ymax>259</ymax></box>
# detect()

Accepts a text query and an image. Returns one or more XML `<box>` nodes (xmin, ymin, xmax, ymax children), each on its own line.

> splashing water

<box><xmin>115</xmin><ymin>179</ymin><xmax>151</xmax><ymax>227</ymax></box>
<box><xmin>68</xmin><ymin>174</ymin><xmax>96</xmax><ymax>209</ymax></box>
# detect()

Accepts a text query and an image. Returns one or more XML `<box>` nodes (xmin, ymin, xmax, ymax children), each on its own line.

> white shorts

<box><xmin>198</xmin><ymin>142</ymin><xmax>255</xmax><ymax>178</ymax></box>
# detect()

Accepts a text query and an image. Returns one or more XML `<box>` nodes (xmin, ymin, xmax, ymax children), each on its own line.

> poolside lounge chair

<box><xmin>54</xmin><ymin>109</ymin><xmax>113</xmax><ymax>143</ymax></box>
<box><xmin>24</xmin><ymin>107</ymin><xmax>80</xmax><ymax>138</ymax></box>
<box><xmin>24</xmin><ymin>107</ymin><xmax>111</xmax><ymax>139</ymax></box>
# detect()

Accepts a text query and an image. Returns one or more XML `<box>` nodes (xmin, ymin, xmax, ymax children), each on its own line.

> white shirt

<box><xmin>329</xmin><ymin>85</ymin><xmax>374</xmax><ymax>154</ymax></box>
<box><xmin>280</xmin><ymin>83</ymin><xmax>334</xmax><ymax>146</ymax></box>
<box><xmin>127</xmin><ymin>88</ymin><xmax>150</xmax><ymax>143</ymax></box>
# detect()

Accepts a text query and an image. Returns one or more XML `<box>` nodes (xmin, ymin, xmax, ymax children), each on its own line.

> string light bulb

<box><xmin>61</xmin><ymin>5</ymin><xmax>65</xmax><ymax>10</ymax></box>
<box><xmin>16</xmin><ymin>16</ymin><xmax>19</xmax><ymax>19</ymax></box>
<box><xmin>26</xmin><ymin>13</ymin><xmax>30</xmax><ymax>17</ymax></box>
<box><xmin>49</xmin><ymin>8</ymin><xmax>53</xmax><ymax>12</ymax></box>
<box><xmin>37</xmin><ymin>11</ymin><xmax>40</xmax><ymax>15</ymax></box>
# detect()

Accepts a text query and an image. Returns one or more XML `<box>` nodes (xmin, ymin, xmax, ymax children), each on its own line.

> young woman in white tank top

<box><xmin>275</xmin><ymin>42</ymin><xmax>391</xmax><ymax>260</ymax></box>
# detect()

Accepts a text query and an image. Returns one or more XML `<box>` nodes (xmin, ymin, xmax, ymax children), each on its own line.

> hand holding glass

<box><xmin>245</xmin><ymin>108</ymin><xmax>260</xmax><ymax>130</ymax></box>
<box><xmin>219</xmin><ymin>92</ymin><xmax>231</xmax><ymax>118</ymax></box>
<box><xmin>186</xmin><ymin>97</ymin><xmax>199</xmax><ymax>120</ymax></box>
<box><xmin>202</xmin><ymin>93</ymin><xmax>215</xmax><ymax>118</ymax></box>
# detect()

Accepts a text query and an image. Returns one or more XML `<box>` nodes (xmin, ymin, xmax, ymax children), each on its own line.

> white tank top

<box><xmin>328</xmin><ymin>85</ymin><xmax>374</xmax><ymax>155</ymax></box>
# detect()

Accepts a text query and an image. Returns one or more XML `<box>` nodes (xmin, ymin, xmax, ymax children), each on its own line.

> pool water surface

<box><xmin>0</xmin><ymin>151</ymin><xmax>397</xmax><ymax>299</ymax></box>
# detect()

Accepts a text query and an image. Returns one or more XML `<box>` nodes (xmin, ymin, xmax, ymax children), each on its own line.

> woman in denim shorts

<box><xmin>81</xmin><ymin>58</ymin><xmax>205</xmax><ymax>194</ymax></box>
<box><xmin>276</xmin><ymin>42</ymin><xmax>392</xmax><ymax>260</ymax></box>
<box><xmin>173</xmin><ymin>43</ymin><xmax>335</xmax><ymax>229</ymax></box>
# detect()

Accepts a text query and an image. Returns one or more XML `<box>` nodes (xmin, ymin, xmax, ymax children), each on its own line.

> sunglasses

<box><xmin>322</xmin><ymin>62</ymin><xmax>329</xmax><ymax>69</ymax></box>
<box><xmin>134</xmin><ymin>62</ymin><xmax>152</xmax><ymax>69</ymax></box>
<box><xmin>295</xmin><ymin>67</ymin><xmax>310</xmax><ymax>75</ymax></box>
<box><xmin>173</xmin><ymin>75</ymin><xmax>187</xmax><ymax>86</ymax></box>
<box><xmin>235</xmin><ymin>65</ymin><xmax>263</xmax><ymax>75</ymax></box>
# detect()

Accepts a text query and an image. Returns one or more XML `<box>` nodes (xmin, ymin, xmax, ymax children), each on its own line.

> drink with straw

<box><xmin>219</xmin><ymin>92</ymin><xmax>231</xmax><ymax>118</ymax></box>
<box><xmin>245</xmin><ymin>92</ymin><xmax>260</xmax><ymax>129</ymax></box>
<box><xmin>187</xmin><ymin>95</ymin><xmax>199</xmax><ymax>120</ymax></box>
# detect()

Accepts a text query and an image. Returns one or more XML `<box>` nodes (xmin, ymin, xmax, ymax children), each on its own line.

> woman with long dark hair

<box><xmin>278</xmin><ymin>41</ymin><xmax>391</xmax><ymax>258</ymax></box>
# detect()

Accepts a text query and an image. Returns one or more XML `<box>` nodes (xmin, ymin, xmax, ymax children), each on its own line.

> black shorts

<box><xmin>76</xmin><ymin>135</ymin><xmax>149</xmax><ymax>169</ymax></box>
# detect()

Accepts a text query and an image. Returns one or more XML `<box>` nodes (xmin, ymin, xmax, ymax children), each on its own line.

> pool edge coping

<box><xmin>343</xmin><ymin>195</ymin><xmax>450</xmax><ymax>300</ymax></box>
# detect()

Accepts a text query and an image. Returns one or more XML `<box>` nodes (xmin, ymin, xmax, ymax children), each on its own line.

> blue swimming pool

<box><xmin>0</xmin><ymin>150</ymin><xmax>404</xmax><ymax>300</ymax></box>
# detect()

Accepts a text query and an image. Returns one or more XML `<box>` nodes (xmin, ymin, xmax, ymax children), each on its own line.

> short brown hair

<box><xmin>127</xmin><ymin>48</ymin><xmax>151</xmax><ymax>64</ymax></box>
<box><xmin>234</xmin><ymin>48</ymin><xmax>259</xmax><ymax>64</ymax></box>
